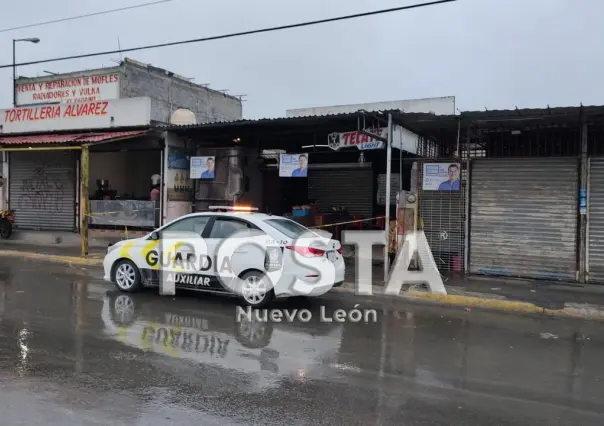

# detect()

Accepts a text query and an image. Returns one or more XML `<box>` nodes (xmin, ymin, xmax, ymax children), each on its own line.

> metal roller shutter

<box><xmin>9</xmin><ymin>151</ymin><xmax>77</xmax><ymax>231</ymax></box>
<box><xmin>588</xmin><ymin>158</ymin><xmax>604</xmax><ymax>282</ymax></box>
<box><xmin>470</xmin><ymin>158</ymin><xmax>578</xmax><ymax>280</ymax></box>
<box><xmin>308</xmin><ymin>167</ymin><xmax>373</xmax><ymax>217</ymax></box>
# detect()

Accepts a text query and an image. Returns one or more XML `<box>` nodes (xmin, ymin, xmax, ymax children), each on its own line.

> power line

<box><xmin>0</xmin><ymin>0</ymin><xmax>175</xmax><ymax>34</ymax></box>
<box><xmin>0</xmin><ymin>0</ymin><xmax>456</xmax><ymax>70</ymax></box>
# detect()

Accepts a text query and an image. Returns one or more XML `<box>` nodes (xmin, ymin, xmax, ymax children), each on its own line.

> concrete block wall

<box><xmin>120</xmin><ymin>60</ymin><xmax>242</xmax><ymax>124</ymax></box>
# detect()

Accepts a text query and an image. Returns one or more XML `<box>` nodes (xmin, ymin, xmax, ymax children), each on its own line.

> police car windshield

<box><xmin>264</xmin><ymin>218</ymin><xmax>318</xmax><ymax>239</ymax></box>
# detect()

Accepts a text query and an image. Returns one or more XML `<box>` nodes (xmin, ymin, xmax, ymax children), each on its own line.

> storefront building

<box><xmin>398</xmin><ymin>105</ymin><xmax>604</xmax><ymax>284</ymax></box>
<box><xmin>165</xmin><ymin>111</ymin><xmax>425</xmax><ymax>249</ymax></box>
<box><xmin>0</xmin><ymin>97</ymin><xmax>155</xmax><ymax>232</ymax></box>
<box><xmin>1</xmin><ymin>57</ymin><xmax>243</xmax><ymax>243</ymax></box>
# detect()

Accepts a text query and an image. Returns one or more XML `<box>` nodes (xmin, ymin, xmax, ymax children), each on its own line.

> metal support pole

<box><xmin>464</xmin><ymin>126</ymin><xmax>471</xmax><ymax>273</ymax></box>
<box><xmin>12</xmin><ymin>40</ymin><xmax>16</xmax><ymax>107</ymax></box>
<box><xmin>80</xmin><ymin>145</ymin><xmax>90</xmax><ymax>257</ymax></box>
<box><xmin>456</xmin><ymin>118</ymin><xmax>461</xmax><ymax>158</ymax></box>
<box><xmin>384</xmin><ymin>113</ymin><xmax>393</xmax><ymax>281</ymax></box>
<box><xmin>579</xmin><ymin>123</ymin><xmax>588</xmax><ymax>283</ymax></box>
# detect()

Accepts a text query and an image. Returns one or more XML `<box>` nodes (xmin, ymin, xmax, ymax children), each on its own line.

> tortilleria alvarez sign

<box><xmin>0</xmin><ymin>97</ymin><xmax>151</xmax><ymax>134</ymax></box>
<box><xmin>16</xmin><ymin>72</ymin><xmax>119</xmax><ymax>105</ymax></box>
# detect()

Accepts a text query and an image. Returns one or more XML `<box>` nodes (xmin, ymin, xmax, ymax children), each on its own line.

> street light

<box><xmin>13</xmin><ymin>37</ymin><xmax>40</xmax><ymax>107</ymax></box>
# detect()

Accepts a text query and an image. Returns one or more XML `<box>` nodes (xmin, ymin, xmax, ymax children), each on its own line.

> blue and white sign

<box><xmin>423</xmin><ymin>163</ymin><xmax>461</xmax><ymax>191</ymax></box>
<box><xmin>579</xmin><ymin>188</ymin><xmax>587</xmax><ymax>215</ymax></box>
<box><xmin>279</xmin><ymin>153</ymin><xmax>309</xmax><ymax>178</ymax></box>
<box><xmin>190</xmin><ymin>156</ymin><xmax>215</xmax><ymax>179</ymax></box>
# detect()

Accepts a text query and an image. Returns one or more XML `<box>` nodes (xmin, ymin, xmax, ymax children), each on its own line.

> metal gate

<box><xmin>308</xmin><ymin>166</ymin><xmax>373</xmax><ymax>217</ymax></box>
<box><xmin>470</xmin><ymin>158</ymin><xmax>578</xmax><ymax>280</ymax></box>
<box><xmin>588</xmin><ymin>158</ymin><xmax>604</xmax><ymax>282</ymax></box>
<box><xmin>418</xmin><ymin>161</ymin><xmax>466</xmax><ymax>272</ymax></box>
<box><xmin>9</xmin><ymin>151</ymin><xmax>77</xmax><ymax>230</ymax></box>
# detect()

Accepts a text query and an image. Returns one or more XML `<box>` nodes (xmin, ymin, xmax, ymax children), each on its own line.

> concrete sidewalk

<box><xmin>0</xmin><ymin>244</ymin><xmax>105</xmax><ymax>266</ymax></box>
<box><xmin>335</xmin><ymin>274</ymin><xmax>604</xmax><ymax>321</ymax></box>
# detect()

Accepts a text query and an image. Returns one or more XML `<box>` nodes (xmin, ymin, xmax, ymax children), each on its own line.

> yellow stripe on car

<box><xmin>119</xmin><ymin>241</ymin><xmax>135</xmax><ymax>259</ymax></box>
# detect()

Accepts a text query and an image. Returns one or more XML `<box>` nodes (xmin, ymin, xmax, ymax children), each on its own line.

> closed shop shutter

<box><xmin>470</xmin><ymin>158</ymin><xmax>578</xmax><ymax>280</ymax></box>
<box><xmin>588</xmin><ymin>158</ymin><xmax>604</xmax><ymax>282</ymax></box>
<box><xmin>308</xmin><ymin>167</ymin><xmax>373</xmax><ymax>217</ymax></box>
<box><xmin>9</xmin><ymin>151</ymin><xmax>77</xmax><ymax>231</ymax></box>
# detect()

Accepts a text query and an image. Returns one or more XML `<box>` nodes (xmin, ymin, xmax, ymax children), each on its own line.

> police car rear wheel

<box><xmin>240</xmin><ymin>271</ymin><xmax>273</xmax><ymax>308</ymax></box>
<box><xmin>114</xmin><ymin>260</ymin><xmax>142</xmax><ymax>292</ymax></box>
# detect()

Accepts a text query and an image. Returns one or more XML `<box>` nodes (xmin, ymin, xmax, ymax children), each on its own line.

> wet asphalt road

<box><xmin>1</xmin><ymin>259</ymin><xmax>604</xmax><ymax>424</ymax></box>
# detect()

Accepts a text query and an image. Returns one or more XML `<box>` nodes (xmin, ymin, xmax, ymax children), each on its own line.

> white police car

<box><xmin>103</xmin><ymin>206</ymin><xmax>345</xmax><ymax>308</ymax></box>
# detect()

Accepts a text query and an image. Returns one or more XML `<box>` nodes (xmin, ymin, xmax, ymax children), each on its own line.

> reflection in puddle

<box><xmin>17</xmin><ymin>327</ymin><xmax>30</xmax><ymax>377</ymax></box>
<box><xmin>101</xmin><ymin>292</ymin><xmax>344</xmax><ymax>392</ymax></box>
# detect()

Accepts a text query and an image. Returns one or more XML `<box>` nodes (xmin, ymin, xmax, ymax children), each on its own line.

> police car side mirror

<box><xmin>151</xmin><ymin>231</ymin><xmax>160</xmax><ymax>240</ymax></box>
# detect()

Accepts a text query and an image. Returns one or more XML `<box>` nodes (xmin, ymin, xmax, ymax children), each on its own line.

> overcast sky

<box><xmin>0</xmin><ymin>0</ymin><xmax>601</xmax><ymax>118</ymax></box>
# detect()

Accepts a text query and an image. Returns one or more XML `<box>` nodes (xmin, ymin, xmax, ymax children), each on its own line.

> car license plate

<box><xmin>327</xmin><ymin>251</ymin><xmax>336</xmax><ymax>262</ymax></box>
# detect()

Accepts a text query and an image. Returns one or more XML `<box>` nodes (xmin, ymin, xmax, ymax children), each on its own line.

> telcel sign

<box><xmin>328</xmin><ymin>128</ymin><xmax>386</xmax><ymax>151</ymax></box>
<box><xmin>0</xmin><ymin>97</ymin><xmax>151</xmax><ymax>134</ymax></box>
<box><xmin>328</xmin><ymin>126</ymin><xmax>419</xmax><ymax>154</ymax></box>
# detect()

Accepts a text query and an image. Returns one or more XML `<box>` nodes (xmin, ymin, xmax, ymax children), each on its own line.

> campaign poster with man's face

<box><xmin>190</xmin><ymin>156</ymin><xmax>216</xmax><ymax>180</ymax></box>
<box><xmin>279</xmin><ymin>153</ymin><xmax>309</xmax><ymax>178</ymax></box>
<box><xmin>423</xmin><ymin>163</ymin><xmax>460</xmax><ymax>191</ymax></box>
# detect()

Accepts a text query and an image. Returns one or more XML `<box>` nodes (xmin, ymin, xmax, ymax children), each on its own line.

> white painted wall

<box><xmin>286</xmin><ymin>96</ymin><xmax>455</xmax><ymax>117</ymax></box>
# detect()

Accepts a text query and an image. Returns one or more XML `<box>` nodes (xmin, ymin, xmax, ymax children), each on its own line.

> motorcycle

<box><xmin>0</xmin><ymin>210</ymin><xmax>15</xmax><ymax>239</ymax></box>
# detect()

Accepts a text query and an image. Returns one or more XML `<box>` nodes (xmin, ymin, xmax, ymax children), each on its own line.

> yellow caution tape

<box><xmin>310</xmin><ymin>216</ymin><xmax>386</xmax><ymax>229</ymax></box>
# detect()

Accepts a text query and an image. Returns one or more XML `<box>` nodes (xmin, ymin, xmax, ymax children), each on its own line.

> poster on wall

<box><xmin>422</xmin><ymin>163</ymin><xmax>461</xmax><ymax>191</ymax></box>
<box><xmin>167</xmin><ymin>147</ymin><xmax>192</xmax><ymax>201</ymax></box>
<box><xmin>279</xmin><ymin>153</ymin><xmax>308</xmax><ymax>177</ymax></box>
<box><xmin>190</xmin><ymin>156</ymin><xmax>215</xmax><ymax>179</ymax></box>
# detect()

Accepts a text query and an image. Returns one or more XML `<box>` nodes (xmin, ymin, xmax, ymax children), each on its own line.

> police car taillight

<box><xmin>286</xmin><ymin>245</ymin><xmax>325</xmax><ymax>257</ymax></box>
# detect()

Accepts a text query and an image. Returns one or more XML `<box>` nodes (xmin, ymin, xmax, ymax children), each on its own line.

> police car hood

<box><xmin>111</xmin><ymin>236</ymin><xmax>149</xmax><ymax>247</ymax></box>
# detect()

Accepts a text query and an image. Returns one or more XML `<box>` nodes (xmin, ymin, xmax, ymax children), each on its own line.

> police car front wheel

<box><xmin>113</xmin><ymin>259</ymin><xmax>142</xmax><ymax>293</ymax></box>
<box><xmin>240</xmin><ymin>271</ymin><xmax>274</xmax><ymax>308</ymax></box>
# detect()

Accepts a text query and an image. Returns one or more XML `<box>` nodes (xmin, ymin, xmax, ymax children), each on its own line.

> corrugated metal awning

<box><xmin>0</xmin><ymin>130</ymin><xmax>148</xmax><ymax>145</ymax></box>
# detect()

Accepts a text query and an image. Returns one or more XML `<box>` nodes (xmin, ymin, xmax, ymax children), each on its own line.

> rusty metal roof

<box><xmin>161</xmin><ymin>110</ymin><xmax>405</xmax><ymax>129</ymax></box>
<box><xmin>0</xmin><ymin>130</ymin><xmax>148</xmax><ymax>145</ymax></box>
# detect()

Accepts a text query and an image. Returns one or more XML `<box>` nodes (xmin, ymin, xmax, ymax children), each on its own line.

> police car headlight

<box><xmin>107</xmin><ymin>243</ymin><xmax>122</xmax><ymax>254</ymax></box>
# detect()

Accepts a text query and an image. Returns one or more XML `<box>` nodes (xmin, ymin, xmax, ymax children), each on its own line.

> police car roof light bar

<box><xmin>209</xmin><ymin>206</ymin><xmax>259</xmax><ymax>212</ymax></box>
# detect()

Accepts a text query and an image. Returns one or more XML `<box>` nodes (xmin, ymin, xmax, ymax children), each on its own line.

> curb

<box><xmin>0</xmin><ymin>250</ymin><xmax>104</xmax><ymax>266</ymax></box>
<box><xmin>3</xmin><ymin>251</ymin><xmax>604</xmax><ymax>322</ymax></box>
<box><xmin>333</xmin><ymin>286</ymin><xmax>604</xmax><ymax>322</ymax></box>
